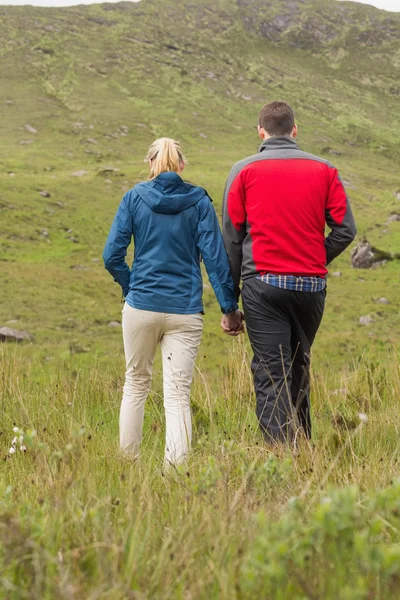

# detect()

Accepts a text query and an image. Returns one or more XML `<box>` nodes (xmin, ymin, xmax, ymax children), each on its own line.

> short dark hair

<box><xmin>258</xmin><ymin>101</ymin><xmax>295</xmax><ymax>136</ymax></box>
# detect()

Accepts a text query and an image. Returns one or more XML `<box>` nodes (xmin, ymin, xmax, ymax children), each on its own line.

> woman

<box><xmin>103</xmin><ymin>138</ymin><xmax>242</xmax><ymax>466</ymax></box>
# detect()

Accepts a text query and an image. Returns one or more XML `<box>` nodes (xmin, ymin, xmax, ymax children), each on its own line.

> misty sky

<box><xmin>0</xmin><ymin>0</ymin><xmax>399</xmax><ymax>10</ymax></box>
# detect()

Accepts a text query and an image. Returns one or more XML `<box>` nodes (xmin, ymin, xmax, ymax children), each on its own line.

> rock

<box><xmin>20</xmin><ymin>140</ymin><xmax>33</xmax><ymax>145</ymax></box>
<box><xmin>322</xmin><ymin>147</ymin><xmax>342</xmax><ymax>156</ymax></box>
<box><xmin>387</xmin><ymin>213</ymin><xmax>400</xmax><ymax>223</ymax></box>
<box><xmin>98</xmin><ymin>166</ymin><xmax>121</xmax><ymax>176</ymax></box>
<box><xmin>199</xmin><ymin>133</ymin><xmax>208</xmax><ymax>138</ymax></box>
<box><xmin>40</xmin><ymin>228</ymin><xmax>49</xmax><ymax>238</ymax></box>
<box><xmin>371</xmin><ymin>260</ymin><xmax>387</xmax><ymax>269</ymax></box>
<box><xmin>8</xmin><ymin>172</ymin><xmax>15</xmax><ymax>177</ymax></box>
<box><xmin>70</xmin><ymin>265</ymin><xmax>89</xmax><ymax>271</ymax></box>
<box><xmin>359</xmin><ymin>315</ymin><xmax>373</xmax><ymax>326</ymax></box>
<box><xmin>0</xmin><ymin>327</ymin><xmax>32</xmax><ymax>342</ymax></box>
<box><xmin>39</xmin><ymin>190</ymin><xmax>51</xmax><ymax>198</ymax></box>
<box><xmin>395</xmin><ymin>191</ymin><xmax>400</xmax><ymax>201</ymax></box>
<box><xmin>6</xmin><ymin>319</ymin><xmax>19</xmax><ymax>325</ymax></box>
<box><xmin>25</xmin><ymin>123</ymin><xmax>37</xmax><ymax>133</ymax></box>
<box><xmin>86</xmin><ymin>138</ymin><xmax>98</xmax><ymax>144</ymax></box>
<box><xmin>108</xmin><ymin>321</ymin><xmax>121</xmax><ymax>327</ymax></box>
<box><xmin>24</xmin><ymin>124</ymin><xmax>37</xmax><ymax>134</ymax></box>
<box><xmin>351</xmin><ymin>242</ymin><xmax>374</xmax><ymax>268</ymax></box>
<box><xmin>351</xmin><ymin>241</ymin><xmax>393</xmax><ymax>269</ymax></box>
<box><xmin>377</xmin><ymin>297</ymin><xmax>389</xmax><ymax>304</ymax></box>
<box><xmin>71</xmin><ymin>170</ymin><xmax>88</xmax><ymax>177</ymax></box>
<box><xmin>91</xmin><ymin>258</ymin><xmax>99</xmax><ymax>262</ymax></box>
<box><xmin>5</xmin><ymin>100</ymin><xmax>14</xmax><ymax>105</ymax></box>
<box><xmin>331</xmin><ymin>271</ymin><xmax>342</xmax><ymax>277</ymax></box>
<box><xmin>69</xmin><ymin>237</ymin><xmax>79</xmax><ymax>243</ymax></box>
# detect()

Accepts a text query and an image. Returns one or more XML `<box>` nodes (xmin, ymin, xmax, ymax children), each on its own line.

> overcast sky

<box><xmin>0</xmin><ymin>0</ymin><xmax>399</xmax><ymax>10</ymax></box>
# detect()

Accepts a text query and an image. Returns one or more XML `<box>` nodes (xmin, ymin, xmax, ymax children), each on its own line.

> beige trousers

<box><xmin>120</xmin><ymin>304</ymin><xmax>203</xmax><ymax>465</ymax></box>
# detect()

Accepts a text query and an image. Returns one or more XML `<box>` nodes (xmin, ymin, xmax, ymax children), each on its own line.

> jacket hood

<box><xmin>135</xmin><ymin>172</ymin><xmax>206</xmax><ymax>214</ymax></box>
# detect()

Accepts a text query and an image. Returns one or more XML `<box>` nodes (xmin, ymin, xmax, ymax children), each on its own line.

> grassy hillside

<box><xmin>1</xmin><ymin>2</ymin><xmax>400</xmax><ymax>596</ymax></box>
<box><xmin>0</xmin><ymin>0</ymin><xmax>399</xmax><ymax>369</ymax></box>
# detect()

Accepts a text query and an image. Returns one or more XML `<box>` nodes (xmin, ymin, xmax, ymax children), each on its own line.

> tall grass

<box><xmin>1</xmin><ymin>343</ymin><xmax>400</xmax><ymax>599</ymax></box>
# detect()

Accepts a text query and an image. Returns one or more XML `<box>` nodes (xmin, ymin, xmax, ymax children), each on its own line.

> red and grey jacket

<box><xmin>222</xmin><ymin>136</ymin><xmax>357</xmax><ymax>296</ymax></box>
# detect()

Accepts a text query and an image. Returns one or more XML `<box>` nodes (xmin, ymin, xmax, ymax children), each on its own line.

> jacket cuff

<box><xmin>221</xmin><ymin>303</ymin><xmax>239</xmax><ymax>315</ymax></box>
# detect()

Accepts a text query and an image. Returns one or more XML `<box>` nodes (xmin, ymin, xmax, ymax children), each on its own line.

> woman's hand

<box><xmin>221</xmin><ymin>310</ymin><xmax>245</xmax><ymax>336</ymax></box>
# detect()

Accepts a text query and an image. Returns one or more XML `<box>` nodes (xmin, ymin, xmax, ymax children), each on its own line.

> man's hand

<box><xmin>221</xmin><ymin>310</ymin><xmax>245</xmax><ymax>336</ymax></box>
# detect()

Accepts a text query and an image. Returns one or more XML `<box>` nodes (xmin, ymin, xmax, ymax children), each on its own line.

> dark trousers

<box><xmin>241</xmin><ymin>278</ymin><xmax>326</xmax><ymax>443</ymax></box>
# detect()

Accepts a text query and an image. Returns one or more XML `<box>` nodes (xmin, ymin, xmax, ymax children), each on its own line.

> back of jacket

<box><xmin>222</xmin><ymin>137</ymin><xmax>357</xmax><ymax>291</ymax></box>
<box><xmin>103</xmin><ymin>171</ymin><xmax>238</xmax><ymax>315</ymax></box>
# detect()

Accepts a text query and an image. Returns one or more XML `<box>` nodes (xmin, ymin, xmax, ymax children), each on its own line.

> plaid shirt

<box><xmin>256</xmin><ymin>274</ymin><xmax>326</xmax><ymax>292</ymax></box>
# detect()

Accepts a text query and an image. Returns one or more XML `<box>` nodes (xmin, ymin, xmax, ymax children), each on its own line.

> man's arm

<box><xmin>325</xmin><ymin>168</ymin><xmax>357</xmax><ymax>265</ymax></box>
<box><xmin>222</xmin><ymin>168</ymin><xmax>247</xmax><ymax>298</ymax></box>
<box><xmin>103</xmin><ymin>195</ymin><xmax>133</xmax><ymax>297</ymax></box>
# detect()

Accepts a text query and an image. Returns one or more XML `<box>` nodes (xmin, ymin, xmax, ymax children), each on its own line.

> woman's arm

<box><xmin>197</xmin><ymin>197</ymin><xmax>238</xmax><ymax>315</ymax></box>
<box><xmin>103</xmin><ymin>195</ymin><xmax>133</xmax><ymax>297</ymax></box>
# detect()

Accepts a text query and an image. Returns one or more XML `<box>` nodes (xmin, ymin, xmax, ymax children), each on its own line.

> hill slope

<box><xmin>0</xmin><ymin>0</ymin><xmax>399</xmax><ymax>366</ymax></box>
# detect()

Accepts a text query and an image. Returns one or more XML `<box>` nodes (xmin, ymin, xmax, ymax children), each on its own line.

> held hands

<box><xmin>221</xmin><ymin>310</ymin><xmax>245</xmax><ymax>336</ymax></box>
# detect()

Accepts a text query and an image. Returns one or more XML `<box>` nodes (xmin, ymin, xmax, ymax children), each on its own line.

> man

<box><xmin>221</xmin><ymin>100</ymin><xmax>356</xmax><ymax>443</ymax></box>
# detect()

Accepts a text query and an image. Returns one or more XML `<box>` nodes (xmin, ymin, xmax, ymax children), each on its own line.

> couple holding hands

<box><xmin>103</xmin><ymin>100</ymin><xmax>356</xmax><ymax>465</ymax></box>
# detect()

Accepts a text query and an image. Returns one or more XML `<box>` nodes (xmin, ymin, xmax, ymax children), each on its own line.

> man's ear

<box><xmin>258</xmin><ymin>125</ymin><xmax>266</xmax><ymax>140</ymax></box>
<box><xmin>292</xmin><ymin>124</ymin><xmax>298</xmax><ymax>138</ymax></box>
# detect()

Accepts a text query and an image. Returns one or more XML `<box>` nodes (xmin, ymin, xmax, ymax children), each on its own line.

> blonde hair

<box><xmin>146</xmin><ymin>137</ymin><xmax>186</xmax><ymax>180</ymax></box>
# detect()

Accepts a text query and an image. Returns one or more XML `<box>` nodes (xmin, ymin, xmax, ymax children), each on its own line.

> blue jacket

<box><xmin>103</xmin><ymin>172</ymin><xmax>238</xmax><ymax>315</ymax></box>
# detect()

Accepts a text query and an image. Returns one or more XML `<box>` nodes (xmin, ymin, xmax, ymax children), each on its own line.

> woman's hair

<box><xmin>146</xmin><ymin>137</ymin><xmax>186</xmax><ymax>179</ymax></box>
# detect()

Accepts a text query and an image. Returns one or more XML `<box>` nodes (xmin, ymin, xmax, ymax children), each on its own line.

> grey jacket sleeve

<box><xmin>222</xmin><ymin>167</ymin><xmax>247</xmax><ymax>299</ymax></box>
<box><xmin>325</xmin><ymin>170</ymin><xmax>357</xmax><ymax>265</ymax></box>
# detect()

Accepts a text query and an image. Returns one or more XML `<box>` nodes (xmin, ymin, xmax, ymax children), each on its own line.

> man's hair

<box><xmin>258</xmin><ymin>101</ymin><xmax>295</xmax><ymax>136</ymax></box>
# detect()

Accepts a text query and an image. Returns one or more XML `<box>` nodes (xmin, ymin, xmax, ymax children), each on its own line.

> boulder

<box><xmin>359</xmin><ymin>315</ymin><xmax>373</xmax><ymax>326</ymax></box>
<box><xmin>351</xmin><ymin>241</ymin><xmax>393</xmax><ymax>269</ymax></box>
<box><xmin>0</xmin><ymin>327</ymin><xmax>32</xmax><ymax>343</ymax></box>
<box><xmin>351</xmin><ymin>242</ymin><xmax>374</xmax><ymax>268</ymax></box>
<box><xmin>387</xmin><ymin>213</ymin><xmax>400</xmax><ymax>223</ymax></box>
<box><xmin>376</xmin><ymin>297</ymin><xmax>389</xmax><ymax>304</ymax></box>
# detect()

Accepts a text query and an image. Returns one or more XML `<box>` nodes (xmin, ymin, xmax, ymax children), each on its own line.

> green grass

<box><xmin>0</xmin><ymin>0</ymin><xmax>400</xmax><ymax>596</ymax></box>
<box><xmin>1</xmin><ymin>344</ymin><xmax>400</xmax><ymax>599</ymax></box>
<box><xmin>0</xmin><ymin>0</ymin><xmax>399</xmax><ymax>365</ymax></box>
